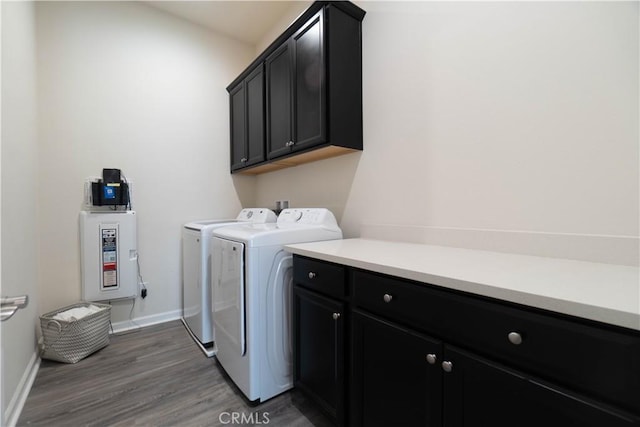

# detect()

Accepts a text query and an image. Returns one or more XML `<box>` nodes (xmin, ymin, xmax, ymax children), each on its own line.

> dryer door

<box><xmin>212</xmin><ymin>237</ymin><xmax>246</xmax><ymax>356</ymax></box>
<box><xmin>265</xmin><ymin>250</ymin><xmax>294</xmax><ymax>391</ymax></box>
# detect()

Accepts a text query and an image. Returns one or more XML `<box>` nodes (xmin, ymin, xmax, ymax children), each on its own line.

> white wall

<box><xmin>35</xmin><ymin>1</ymin><xmax>255</xmax><ymax>325</ymax></box>
<box><xmin>255</xmin><ymin>1</ymin><xmax>639</xmax><ymax>266</ymax></box>
<box><xmin>1</xmin><ymin>1</ymin><xmax>41</xmax><ymax>424</ymax></box>
<box><xmin>255</xmin><ymin>1</ymin><xmax>311</xmax><ymax>55</ymax></box>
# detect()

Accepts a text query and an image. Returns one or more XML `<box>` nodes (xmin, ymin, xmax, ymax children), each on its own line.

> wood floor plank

<box><xmin>18</xmin><ymin>321</ymin><xmax>332</xmax><ymax>426</ymax></box>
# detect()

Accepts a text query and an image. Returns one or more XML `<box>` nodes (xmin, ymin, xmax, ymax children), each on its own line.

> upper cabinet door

<box><xmin>229</xmin><ymin>64</ymin><xmax>265</xmax><ymax>171</ymax></box>
<box><xmin>229</xmin><ymin>82</ymin><xmax>246</xmax><ymax>171</ymax></box>
<box><xmin>245</xmin><ymin>65</ymin><xmax>265</xmax><ymax>166</ymax></box>
<box><xmin>292</xmin><ymin>10</ymin><xmax>326</xmax><ymax>151</ymax></box>
<box><xmin>266</xmin><ymin>42</ymin><xmax>293</xmax><ymax>160</ymax></box>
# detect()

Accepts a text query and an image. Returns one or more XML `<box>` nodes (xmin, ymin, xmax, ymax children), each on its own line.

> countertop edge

<box><xmin>285</xmin><ymin>242</ymin><xmax>640</xmax><ymax>332</ymax></box>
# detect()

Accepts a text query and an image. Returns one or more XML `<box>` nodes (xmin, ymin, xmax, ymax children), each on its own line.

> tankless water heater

<box><xmin>80</xmin><ymin>211</ymin><xmax>137</xmax><ymax>301</ymax></box>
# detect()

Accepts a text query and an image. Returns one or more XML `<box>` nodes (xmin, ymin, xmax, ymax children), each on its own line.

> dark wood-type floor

<box><xmin>18</xmin><ymin>320</ymin><xmax>333</xmax><ymax>426</ymax></box>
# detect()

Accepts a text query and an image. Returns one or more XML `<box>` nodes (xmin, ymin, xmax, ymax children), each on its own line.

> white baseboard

<box><xmin>109</xmin><ymin>309</ymin><xmax>182</xmax><ymax>334</ymax></box>
<box><xmin>4</xmin><ymin>351</ymin><xmax>40</xmax><ymax>427</ymax></box>
<box><xmin>360</xmin><ymin>223</ymin><xmax>639</xmax><ymax>266</ymax></box>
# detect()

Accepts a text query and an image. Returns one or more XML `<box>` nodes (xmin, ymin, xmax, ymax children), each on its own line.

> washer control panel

<box><xmin>278</xmin><ymin>208</ymin><xmax>338</xmax><ymax>228</ymax></box>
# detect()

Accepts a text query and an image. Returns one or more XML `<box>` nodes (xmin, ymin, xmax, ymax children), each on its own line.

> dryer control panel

<box><xmin>237</xmin><ymin>208</ymin><xmax>277</xmax><ymax>223</ymax></box>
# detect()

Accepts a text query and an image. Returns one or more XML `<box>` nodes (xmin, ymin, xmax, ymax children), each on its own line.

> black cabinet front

<box><xmin>351</xmin><ymin>310</ymin><xmax>443</xmax><ymax>427</ymax></box>
<box><xmin>229</xmin><ymin>64</ymin><xmax>265</xmax><ymax>171</ymax></box>
<box><xmin>443</xmin><ymin>346</ymin><xmax>639</xmax><ymax>427</ymax></box>
<box><xmin>267</xmin><ymin>10</ymin><xmax>326</xmax><ymax>159</ymax></box>
<box><xmin>291</xmin><ymin>10</ymin><xmax>326</xmax><ymax>151</ymax></box>
<box><xmin>265</xmin><ymin>42</ymin><xmax>292</xmax><ymax>159</ymax></box>
<box><xmin>292</xmin><ymin>256</ymin><xmax>640</xmax><ymax>426</ymax></box>
<box><xmin>294</xmin><ymin>285</ymin><xmax>345</xmax><ymax>424</ymax></box>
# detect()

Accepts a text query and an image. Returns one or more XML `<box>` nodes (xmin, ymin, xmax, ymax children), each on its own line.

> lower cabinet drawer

<box><xmin>353</xmin><ymin>269</ymin><xmax>640</xmax><ymax>415</ymax></box>
<box><xmin>293</xmin><ymin>255</ymin><xmax>346</xmax><ymax>299</ymax></box>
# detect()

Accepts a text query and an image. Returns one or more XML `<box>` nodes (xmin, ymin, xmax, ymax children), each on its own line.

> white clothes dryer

<box><xmin>211</xmin><ymin>208</ymin><xmax>342</xmax><ymax>402</ymax></box>
<box><xmin>182</xmin><ymin>208</ymin><xmax>276</xmax><ymax>356</ymax></box>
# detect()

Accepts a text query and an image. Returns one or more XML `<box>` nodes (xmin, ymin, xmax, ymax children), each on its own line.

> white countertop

<box><xmin>285</xmin><ymin>238</ymin><xmax>640</xmax><ymax>331</ymax></box>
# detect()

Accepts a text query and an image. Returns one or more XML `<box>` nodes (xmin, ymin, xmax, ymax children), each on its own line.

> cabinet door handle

<box><xmin>508</xmin><ymin>332</ymin><xmax>523</xmax><ymax>345</ymax></box>
<box><xmin>332</xmin><ymin>312</ymin><xmax>341</xmax><ymax>320</ymax></box>
<box><xmin>285</xmin><ymin>141</ymin><xmax>295</xmax><ymax>147</ymax></box>
<box><xmin>240</xmin><ymin>157</ymin><xmax>247</xmax><ymax>162</ymax></box>
<box><xmin>442</xmin><ymin>361</ymin><xmax>453</xmax><ymax>373</ymax></box>
<box><xmin>426</xmin><ymin>354</ymin><xmax>437</xmax><ymax>365</ymax></box>
<box><xmin>383</xmin><ymin>293</ymin><xmax>393</xmax><ymax>303</ymax></box>
<box><xmin>308</xmin><ymin>272</ymin><xmax>316</xmax><ymax>279</ymax></box>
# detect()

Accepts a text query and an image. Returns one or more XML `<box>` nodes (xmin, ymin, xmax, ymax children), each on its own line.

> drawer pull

<box><xmin>308</xmin><ymin>272</ymin><xmax>317</xmax><ymax>279</ymax></box>
<box><xmin>383</xmin><ymin>294</ymin><xmax>393</xmax><ymax>303</ymax></box>
<box><xmin>332</xmin><ymin>312</ymin><xmax>341</xmax><ymax>320</ymax></box>
<box><xmin>426</xmin><ymin>354</ymin><xmax>437</xmax><ymax>365</ymax></box>
<box><xmin>508</xmin><ymin>332</ymin><xmax>523</xmax><ymax>345</ymax></box>
<box><xmin>442</xmin><ymin>361</ymin><xmax>453</xmax><ymax>373</ymax></box>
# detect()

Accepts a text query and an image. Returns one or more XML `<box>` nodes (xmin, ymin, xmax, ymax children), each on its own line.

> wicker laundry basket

<box><xmin>40</xmin><ymin>302</ymin><xmax>111</xmax><ymax>363</ymax></box>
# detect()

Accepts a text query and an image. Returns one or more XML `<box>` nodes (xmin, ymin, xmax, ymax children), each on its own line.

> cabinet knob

<box><xmin>285</xmin><ymin>141</ymin><xmax>295</xmax><ymax>147</ymax></box>
<box><xmin>308</xmin><ymin>272</ymin><xmax>316</xmax><ymax>279</ymax></box>
<box><xmin>508</xmin><ymin>332</ymin><xmax>523</xmax><ymax>345</ymax></box>
<box><xmin>241</xmin><ymin>157</ymin><xmax>247</xmax><ymax>162</ymax></box>
<box><xmin>383</xmin><ymin>294</ymin><xmax>393</xmax><ymax>303</ymax></box>
<box><xmin>426</xmin><ymin>354</ymin><xmax>437</xmax><ymax>365</ymax></box>
<box><xmin>442</xmin><ymin>361</ymin><xmax>453</xmax><ymax>373</ymax></box>
<box><xmin>332</xmin><ymin>312</ymin><xmax>341</xmax><ymax>320</ymax></box>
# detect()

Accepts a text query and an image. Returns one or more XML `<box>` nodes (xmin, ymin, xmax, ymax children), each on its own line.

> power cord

<box><xmin>136</xmin><ymin>252</ymin><xmax>147</xmax><ymax>299</ymax></box>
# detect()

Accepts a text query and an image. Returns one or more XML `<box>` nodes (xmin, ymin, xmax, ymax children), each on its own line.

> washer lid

<box><xmin>184</xmin><ymin>219</ymin><xmax>238</xmax><ymax>231</ymax></box>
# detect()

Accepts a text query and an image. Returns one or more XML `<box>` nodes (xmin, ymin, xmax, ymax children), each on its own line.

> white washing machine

<box><xmin>182</xmin><ymin>208</ymin><xmax>276</xmax><ymax>356</ymax></box>
<box><xmin>211</xmin><ymin>208</ymin><xmax>342</xmax><ymax>402</ymax></box>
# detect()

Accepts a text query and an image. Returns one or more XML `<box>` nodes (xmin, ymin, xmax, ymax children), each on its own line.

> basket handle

<box><xmin>46</xmin><ymin>319</ymin><xmax>62</xmax><ymax>333</ymax></box>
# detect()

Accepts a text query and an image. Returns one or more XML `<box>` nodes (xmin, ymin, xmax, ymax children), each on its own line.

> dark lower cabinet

<box><xmin>294</xmin><ymin>285</ymin><xmax>346</xmax><ymax>425</ymax></box>
<box><xmin>443</xmin><ymin>346</ymin><xmax>638</xmax><ymax>427</ymax></box>
<box><xmin>351</xmin><ymin>311</ymin><xmax>442</xmax><ymax>427</ymax></box>
<box><xmin>292</xmin><ymin>256</ymin><xmax>640</xmax><ymax>427</ymax></box>
<box><xmin>351</xmin><ymin>311</ymin><xmax>638</xmax><ymax>427</ymax></box>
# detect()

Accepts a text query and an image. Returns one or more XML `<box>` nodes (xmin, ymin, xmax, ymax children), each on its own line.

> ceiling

<box><xmin>148</xmin><ymin>1</ymin><xmax>308</xmax><ymax>46</ymax></box>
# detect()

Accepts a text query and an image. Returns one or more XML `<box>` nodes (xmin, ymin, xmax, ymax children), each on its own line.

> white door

<box><xmin>212</xmin><ymin>238</ymin><xmax>246</xmax><ymax>356</ymax></box>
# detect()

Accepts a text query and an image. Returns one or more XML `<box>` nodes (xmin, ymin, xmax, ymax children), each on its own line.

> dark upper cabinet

<box><xmin>229</xmin><ymin>64</ymin><xmax>265</xmax><ymax>171</ymax></box>
<box><xmin>267</xmin><ymin>10</ymin><xmax>326</xmax><ymax>159</ymax></box>
<box><xmin>228</xmin><ymin>1</ymin><xmax>365</xmax><ymax>174</ymax></box>
<box><xmin>265</xmin><ymin>42</ymin><xmax>293</xmax><ymax>160</ymax></box>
